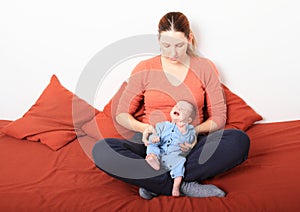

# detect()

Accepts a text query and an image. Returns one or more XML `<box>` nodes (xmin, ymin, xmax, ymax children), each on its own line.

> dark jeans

<box><xmin>92</xmin><ymin>129</ymin><xmax>250</xmax><ymax>196</ymax></box>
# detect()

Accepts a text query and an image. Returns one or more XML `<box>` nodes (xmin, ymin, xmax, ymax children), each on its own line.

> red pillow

<box><xmin>81</xmin><ymin>111</ymin><xmax>135</xmax><ymax>140</ymax></box>
<box><xmin>1</xmin><ymin>75</ymin><xmax>99</xmax><ymax>150</ymax></box>
<box><xmin>82</xmin><ymin>82</ymin><xmax>143</xmax><ymax>140</ymax></box>
<box><xmin>82</xmin><ymin>82</ymin><xmax>262</xmax><ymax>140</ymax></box>
<box><xmin>223</xmin><ymin>84</ymin><xmax>263</xmax><ymax>130</ymax></box>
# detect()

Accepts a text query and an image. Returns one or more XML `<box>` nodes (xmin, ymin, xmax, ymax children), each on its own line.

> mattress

<box><xmin>1</xmin><ymin>119</ymin><xmax>300</xmax><ymax>211</ymax></box>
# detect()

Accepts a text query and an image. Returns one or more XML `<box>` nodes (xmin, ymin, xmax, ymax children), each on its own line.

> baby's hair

<box><xmin>177</xmin><ymin>100</ymin><xmax>196</xmax><ymax>120</ymax></box>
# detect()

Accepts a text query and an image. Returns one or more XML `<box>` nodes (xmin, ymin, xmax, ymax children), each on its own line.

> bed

<box><xmin>1</xmin><ymin>75</ymin><xmax>300</xmax><ymax>211</ymax></box>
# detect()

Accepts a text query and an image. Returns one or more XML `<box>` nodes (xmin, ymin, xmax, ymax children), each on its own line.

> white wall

<box><xmin>1</xmin><ymin>0</ymin><xmax>299</xmax><ymax>122</ymax></box>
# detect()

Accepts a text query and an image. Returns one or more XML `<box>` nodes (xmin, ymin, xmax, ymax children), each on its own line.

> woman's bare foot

<box><xmin>145</xmin><ymin>154</ymin><xmax>160</xmax><ymax>170</ymax></box>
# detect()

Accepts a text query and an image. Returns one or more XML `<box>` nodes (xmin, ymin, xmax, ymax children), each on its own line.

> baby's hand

<box><xmin>180</xmin><ymin>142</ymin><xmax>193</xmax><ymax>152</ymax></box>
<box><xmin>151</xmin><ymin>135</ymin><xmax>160</xmax><ymax>143</ymax></box>
<box><xmin>142</xmin><ymin>125</ymin><xmax>157</xmax><ymax>146</ymax></box>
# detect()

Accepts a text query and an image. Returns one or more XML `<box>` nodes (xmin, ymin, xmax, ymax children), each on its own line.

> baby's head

<box><xmin>170</xmin><ymin>100</ymin><xmax>196</xmax><ymax>125</ymax></box>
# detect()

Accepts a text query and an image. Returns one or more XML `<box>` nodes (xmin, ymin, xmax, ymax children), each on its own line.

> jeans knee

<box><xmin>225</xmin><ymin>129</ymin><xmax>250</xmax><ymax>159</ymax></box>
<box><xmin>92</xmin><ymin>139</ymin><xmax>105</xmax><ymax>160</ymax></box>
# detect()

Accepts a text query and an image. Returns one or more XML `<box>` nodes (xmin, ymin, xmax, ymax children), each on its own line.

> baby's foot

<box><xmin>145</xmin><ymin>154</ymin><xmax>160</xmax><ymax>170</ymax></box>
<box><xmin>172</xmin><ymin>186</ymin><xmax>181</xmax><ymax>197</ymax></box>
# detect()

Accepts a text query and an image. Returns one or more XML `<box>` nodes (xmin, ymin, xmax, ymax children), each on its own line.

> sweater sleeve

<box><xmin>202</xmin><ymin>59</ymin><xmax>227</xmax><ymax>128</ymax></box>
<box><xmin>116</xmin><ymin>61</ymin><xmax>148</xmax><ymax>116</ymax></box>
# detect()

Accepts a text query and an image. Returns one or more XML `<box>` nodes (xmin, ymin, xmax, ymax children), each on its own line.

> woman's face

<box><xmin>159</xmin><ymin>30</ymin><xmax>190</xmax><ymax>64</ymax></box>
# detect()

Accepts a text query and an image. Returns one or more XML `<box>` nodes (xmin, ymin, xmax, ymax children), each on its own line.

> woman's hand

<box><xmin>142</xmin><ymin>125</ymin><xmax>157</xmax><ymax>146</ymax></box>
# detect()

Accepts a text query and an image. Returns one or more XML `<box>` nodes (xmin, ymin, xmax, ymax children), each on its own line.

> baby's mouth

<box><xmin>174</xmin><ymin>111</ymin><xmax>180</xmax><ymax>116</ymax></box>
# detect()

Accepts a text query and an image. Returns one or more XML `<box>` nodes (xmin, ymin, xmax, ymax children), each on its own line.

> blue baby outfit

<box><xmin>147</xmin><ymin>121</ymin><xmax>196</xmax><ymax>178</ymax></box>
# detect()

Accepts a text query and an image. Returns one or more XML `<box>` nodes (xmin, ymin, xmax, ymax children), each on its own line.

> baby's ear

<box><xmin>187</xmin><ymin>117</ymin><xmax>193</xmax><ymax>124</ymax></box>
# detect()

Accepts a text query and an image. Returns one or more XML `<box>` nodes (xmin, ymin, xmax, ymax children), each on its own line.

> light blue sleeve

<box><xmin>148</xmin><ymin>121</ymin><xmax>167</xmax><ymax>143</ymax></box>
<box><xmin>188</xmin><ymin>126</ymin><xmax>196</xmax><ymax>144</ymax></box>
<box><xmin>155</xmin><ymin>121</ymin><xmax>168</xmax><ymax>137</ymax></box>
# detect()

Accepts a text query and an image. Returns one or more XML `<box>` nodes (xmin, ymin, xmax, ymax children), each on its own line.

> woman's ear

<box><xmin>188</xmin><ymin>32</ymin><xmax>193</xmax><ymax>43</ymax></box>
<box><xmin>187</xmin><ymin>117</ymin><xmax>193</xmax><ymax>124</ymax></box>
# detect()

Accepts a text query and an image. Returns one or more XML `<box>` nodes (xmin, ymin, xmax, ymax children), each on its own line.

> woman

<box><xmin>92</xmin><ymin>12</ymin><xmax>250</xmax><ymax>199</ymax></box>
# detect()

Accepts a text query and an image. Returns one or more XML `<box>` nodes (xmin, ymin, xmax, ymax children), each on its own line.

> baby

<box><xmin>145</xmin><ymin>100</ymin><xmax>197</xmax><ymax>197</ymax></box>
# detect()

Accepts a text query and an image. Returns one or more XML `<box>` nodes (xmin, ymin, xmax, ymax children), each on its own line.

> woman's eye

<box><xmin>176</xmin><ymin>43</ymin><xmax>184</xmax><ymax>48</ymax></box>
<box><xmin>163</xmin><ymin>44</ymin><xmax>170</xmax><ymax>48</ymax></box>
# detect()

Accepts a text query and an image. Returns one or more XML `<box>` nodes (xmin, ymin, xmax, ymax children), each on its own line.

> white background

<box><xmin>1</xmin><ymin>0</ymin><xmax>299</xmax><ymax>122</ymax></box>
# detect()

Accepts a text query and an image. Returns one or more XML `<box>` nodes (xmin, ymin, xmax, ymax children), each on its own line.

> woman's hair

<box><xmin>158</xmin><ymin>12</ymin><xmax>197</xmax><ymax>56</ymax></box>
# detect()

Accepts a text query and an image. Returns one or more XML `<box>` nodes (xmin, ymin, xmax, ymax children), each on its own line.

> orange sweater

<box><xmin>117</xmin><ymin>55</ymin><xmax>226</xmax><ymax>128</ymax></box>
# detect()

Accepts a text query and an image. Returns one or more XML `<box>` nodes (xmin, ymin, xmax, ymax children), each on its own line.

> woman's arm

<box><xmin>116</xmin><ymin>112</ymin><xmax>149</xmax><ymax>133</ymax></box>
<box><xmin>116</xmin><ymin>60</ymin><xmax>149</xmax><ymax>133</ymax></box>
<box><xmin>116</xmin><ymin>112</ymin><xmax>157</xmax><ymax>146</ymax></box>
<box><xmin>194</xmin><ymin>119</ymin><xmax>219</xmax><ymax>135</ymax></box>
<box><xmin>200</xmin><ymin>58</ymin><xmax>227</xmax><ymax>130</ymax></box>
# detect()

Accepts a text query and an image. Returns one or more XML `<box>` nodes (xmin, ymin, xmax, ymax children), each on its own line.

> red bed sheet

<box><xmin>1</xmin><ymin>120</ymin><xmax>300</xmax><ymax>211</ymax></box>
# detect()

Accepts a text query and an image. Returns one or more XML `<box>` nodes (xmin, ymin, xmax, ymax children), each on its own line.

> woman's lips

<box><xmin>168</xmin><ymin>57</ymin><xmax>178</xmax><ymax>61</ymax></box>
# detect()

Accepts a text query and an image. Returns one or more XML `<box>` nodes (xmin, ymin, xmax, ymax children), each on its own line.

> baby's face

<box><xmin>170</xmin><ymin>101</ymin><xmax>193</xmax><ymax>124</ymax></box>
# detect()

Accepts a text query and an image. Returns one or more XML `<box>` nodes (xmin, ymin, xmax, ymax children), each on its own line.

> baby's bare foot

<box><xmin>172</xmin><ymin>186</ymin><xmax>180</xmax><ymax>197</ymax></box>
<box><xmin>145</xmin><ymin>154</ymin><xmax>160</xmax><ymax>170</ymax></box>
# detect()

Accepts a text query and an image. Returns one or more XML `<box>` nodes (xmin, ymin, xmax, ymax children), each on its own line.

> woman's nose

<box><xmin>170</xmin><ymin>47</ymin><xmax>177</xmax><ymax>56</ymax></box>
